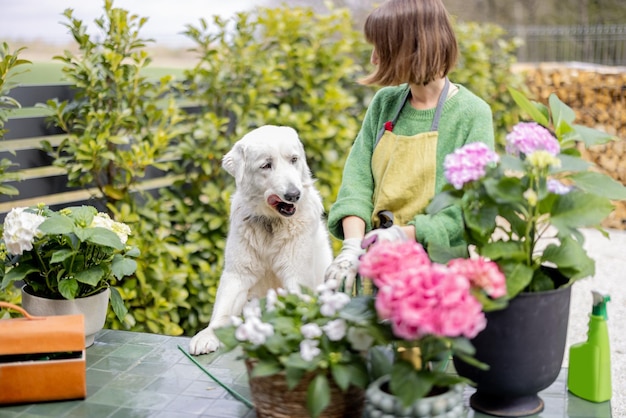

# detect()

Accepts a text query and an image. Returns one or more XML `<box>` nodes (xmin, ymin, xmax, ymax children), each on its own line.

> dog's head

<box><xmin>222</xmin><ymin>125</ymin><xmax>314</xmax><ymax>218</ymax></box>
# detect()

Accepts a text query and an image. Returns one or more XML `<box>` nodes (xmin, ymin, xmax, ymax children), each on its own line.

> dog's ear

<box><xmin>222</xmin><ymin>142</ymin><xmax>245</xmax><ymax>183</ymax></box>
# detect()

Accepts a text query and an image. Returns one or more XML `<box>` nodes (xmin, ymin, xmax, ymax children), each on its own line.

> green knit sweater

<box><xmin>327</xmin><ymin>83</ymin><xmax>495</xmax><ymax>249</ymax></box>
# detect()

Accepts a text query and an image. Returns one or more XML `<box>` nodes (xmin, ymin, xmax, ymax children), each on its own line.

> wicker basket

<box><xmin>245</xmin><ymin>359</ymin><xmax>365</xmax><ymax>418</ymax></box>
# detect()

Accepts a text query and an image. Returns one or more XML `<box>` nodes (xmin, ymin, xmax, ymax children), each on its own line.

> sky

<box><xmin>0</xmin><ymin>0</ymin><xmax>262</xmax><ymax>47</ymax></box>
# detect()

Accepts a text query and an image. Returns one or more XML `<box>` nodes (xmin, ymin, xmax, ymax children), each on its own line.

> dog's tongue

<box><xmin>268</xmin><ymin>194</ymin><xmax>296</xmax><ymax>217</ymax></box>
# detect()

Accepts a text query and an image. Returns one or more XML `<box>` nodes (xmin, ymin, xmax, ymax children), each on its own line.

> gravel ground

<box><xmin>564</xmin><ymin>228</ymin><xmax>625</xmax><ymax>417</ymax></box>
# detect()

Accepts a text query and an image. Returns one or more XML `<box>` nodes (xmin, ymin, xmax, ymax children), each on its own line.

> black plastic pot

<box><xmin>453</xmin><ymin>283</ymin><xmax>572</xmax><ymax>417</ymax></box>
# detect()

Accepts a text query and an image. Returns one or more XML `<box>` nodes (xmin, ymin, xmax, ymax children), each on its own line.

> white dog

<box><xmin>189</xmin><ymin>125</ymin><xmax>333</xmax><ymax>355</ymax></box>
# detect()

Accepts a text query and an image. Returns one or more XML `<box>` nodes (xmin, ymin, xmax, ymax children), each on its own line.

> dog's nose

<box><xmin>284</xmin><ymin>188</ymin><xmax>301</xmax><ymax>203</ymax></box>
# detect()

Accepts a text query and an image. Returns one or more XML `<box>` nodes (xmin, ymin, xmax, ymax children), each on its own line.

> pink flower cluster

<box><xmin>358</xmin><ymin>241</ymin><xmax>506</xmax><ymax>342</ymax></box>
<box><xmin>443</xmin><ymin>142</ymin><xmax>499</xmax><ymax>190</ymax></box>
<box><xmin>505</xmin><ymin>122</ymin><xmax>560</xmax><ymax>157</ymax></box>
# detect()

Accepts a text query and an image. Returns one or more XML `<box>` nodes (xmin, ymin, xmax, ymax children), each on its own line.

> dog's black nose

<box><xmin>284</xmin><ymin>188</ymin><xmax>301</xmax><ymax>203</ymax></box>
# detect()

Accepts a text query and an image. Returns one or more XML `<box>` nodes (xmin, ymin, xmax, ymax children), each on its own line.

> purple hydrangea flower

<box><xmin>444</xmin><ymin>142</ymin><xmax>500</xmax><ymax>190</ymax></box>
<box><xmin>506</xmin><ymin>122</ymin><xmax>560</xmax><ymax>156</ymax></box>
<box><xmin>547</xmin><ymin>179</ymin><xmax>573</xmax><ymax>195</ymax></box>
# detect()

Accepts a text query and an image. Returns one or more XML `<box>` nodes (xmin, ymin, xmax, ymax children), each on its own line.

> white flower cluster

<box><xmin>91</xmin><ymin>212</ymin><xmax>132</xmax><ymax>244</ymax></box>
<box><xmin>230</xmin><ymin>279</ymin><xmax>374</xmax><ymax>363</ymax></box>
<box><xmin>2</xmin><ymin>207</ymin><xmax>46</xmax><ymax>255</ymax></box>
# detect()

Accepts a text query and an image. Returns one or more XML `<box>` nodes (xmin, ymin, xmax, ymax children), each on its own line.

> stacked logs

<box><xmin>516</xmin><ymin>63</ymin><xmax>626</xmax><ymax>229</ymax></box>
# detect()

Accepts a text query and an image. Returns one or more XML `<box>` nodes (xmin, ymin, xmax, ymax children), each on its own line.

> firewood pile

<box><xmin>517</xmin><ymin>63</ymin><xmax>626</xmax><ymax>229</ymax></box>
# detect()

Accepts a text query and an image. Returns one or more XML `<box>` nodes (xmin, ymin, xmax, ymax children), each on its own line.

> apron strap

<box><xmin>374</xmin><ymin>87</ymin><xmax>411</xmax><ymax>147</ymax></box>
<box><xmin>374</xmin><ymin>78</ymin><xmax>450</xmax><ymax>146</ymax></box>
<box><xmin>430</xmin><ymin>77</ymin><xmax>450</xmax><ymax>132</ymax></box>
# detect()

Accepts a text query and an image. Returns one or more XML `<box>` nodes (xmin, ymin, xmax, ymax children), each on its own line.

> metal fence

<box><xmin>507</xmin><ymin>25</ymin><xmax>626</xmax><ymax>66</ymax></box>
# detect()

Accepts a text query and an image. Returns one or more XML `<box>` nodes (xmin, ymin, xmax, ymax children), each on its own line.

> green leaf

<box><xmin>50</xmin><ymin>248</ymin><xmax>74</xmax><ymax>264</ymax></box>
<box><xmin>570</xmin><ymin>171</ymin><xmax>626</xmax><ymax>200</ymax></box>
<box><xmin>550</xmin><ymin>191</ymin><xmax>615</xmax><ymax>233</ymax></box>
<box><xmin>74</xmin><ymin>265</ymin><xmax>105</xmax><ymax>286</ymax></box>
<box><xmin>508</xmin><ymin>87</ymin><xmax>549</xmax><ymax>126</ymax></box>
<box><xmin>38</xmin><ymin>215</ymin><xmax>75</xmax><ymax>235</ymax></box>
<box><xmin>251</xmin><ymin>360</ymin><xmax>282</xmax><ymax>378</ymax></box>
<box><xmin>58</xmin><ymin>278</ymin><xmax>79</xmax><ymax>299</ymax></box>
<box><xmin>541</xmin><ymin>238</ymin><xmax>595</xmax><ymax>280</ymax></box>
<box><xmin>549</xmin><ymin>93</ymin><xmax>576</xmax><ymax>138</ymax></box>
<box><xmin>213</xmin><ymin>326</ymin><xmax>239</xmax><ymax>351</ymax></box>
<box><xmin>330</xmin><ymin>363</ymin><xmax>351</xmax><ymax>391</ymax></box>
<box><xmin>111</xmin><ymin>255</ymin><xmax>137</xmax><ymax>279</ymax></box>
<box><xmin>499</xmin><ymin>261</ymin><xmax>534</xmax><ymax>298</ymax></box>
<box><xmin>2</xmin><ymin>265</ymin><xmax>38</xmax><ymax>289</ymax></box>
<box><xmin>307</xmin><ymin>374</ymin><xmax>330</xmax><ymax>418</ymax></box>
<box><xmin>84</xmin><ymin>227</ymin><xmax>124</xmax><ymax>250</ymax></box>
<box><xmin>573</xmin><ymin>124</ymin><xmax>616</xmax><ymax>147</ymax></box>
<box><xmin>368</xmin><ymin>346</ymin><xmax>393</xmax><ymax>380</ymax></box>
<box><xmin>110</xmin><ymin>286</ymin><xmax>127</xmax><ymax>323</ymax></box>
<box><xmin>390</xmin><ymin>361</ymin><xmax>433</xmax><ymax>407</ymax></box>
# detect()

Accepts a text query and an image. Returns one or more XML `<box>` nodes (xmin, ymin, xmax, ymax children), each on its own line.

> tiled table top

<box><xmin>0</xmin><ymin>329</ymin><xmax>613</xmax><ymax>418</ymax></box>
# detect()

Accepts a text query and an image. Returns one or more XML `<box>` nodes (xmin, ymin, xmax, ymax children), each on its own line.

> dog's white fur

<box><xmin>189</xmin><ymin>125</ymin><xmax>333</xmax><ymax>355</ymax></box>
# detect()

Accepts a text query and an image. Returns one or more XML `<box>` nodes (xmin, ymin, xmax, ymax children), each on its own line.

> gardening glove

<box><xmin>362</xmin><ymin>225</ymin><xmax>407</xmax><ymax>249</ymax></box>
<box><xmin>325</xmin><ymin>238</ymin><xmax>365</xmax><ymax>293</ymax></box>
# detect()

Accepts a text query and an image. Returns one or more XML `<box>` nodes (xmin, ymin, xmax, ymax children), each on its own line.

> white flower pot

<box><xmin>21</xmin><ymin>286</ymin><xmax>110</xmax><ymax>347</ymax></box>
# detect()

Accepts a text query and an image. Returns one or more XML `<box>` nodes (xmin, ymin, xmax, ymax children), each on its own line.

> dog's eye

<box><xmin>261</xmin><ymin>162</ymin><xmax>272</xmax><ymax>170</ymax></box>
<box><xmin>290</xmin><ymin>156</ymin><xmax>298</xmax><ymax>164</ymax></box>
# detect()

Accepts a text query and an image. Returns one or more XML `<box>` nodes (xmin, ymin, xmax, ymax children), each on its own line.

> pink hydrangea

<box><xmin>359</xmin><ymin>241</ymin><xmax>491</xmax><ymax>341</ymax></box>
<box><xmin>443</xmin><ymin>142</ymin><xmax>500</xmax><ymax>190</ymax></box>
<box><xmin>505</xmin><ymin>122</ymin><xmax>560</xmax><ymax>157</ymax></box>
<box><xmin>358</xmin><ymin>240</ymin><xmax>430</xmax><ymax>288</ymax></box>
<box><xmin>447</xmin><ymin>257</ymin><xmax>507</xmax><ymax>298</ymax></box>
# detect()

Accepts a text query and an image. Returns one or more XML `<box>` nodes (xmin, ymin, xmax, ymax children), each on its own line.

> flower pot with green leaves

<box><xmin>349</xmin><ymin>240</ymin><xmax>505</xmax><ymax>417</ymax></box>
<box><xmin>215</xmin><ymin>281</ymin><xmax>373</xmax><ymax>418</ymax></box>
<box><xmin>1</xmin><ymin>204</ymin><xmax>139</xmax><ymax>346</ymax></box>
<box><xmin>426</xmin><ymin>89</ymin><xmax>626</xmax><ymax>416</ymax></box>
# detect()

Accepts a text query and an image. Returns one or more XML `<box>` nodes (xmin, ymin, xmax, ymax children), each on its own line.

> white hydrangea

<box><xmin>347</xmin><ymin>327</ymin><xmax>375</xmax><ymax>351</ymax></box>
<box><xmin>301</xmin><ymin>323</ymin><xmax>322</xmax><ymax>339</ymax></box>
<box><xmin>242</xmin><ymin>299</ymin><xmax>262</xmax><ymax>319</ymax></box>
<box><xmin>300</xmin><ymin>339</ymin><xmax>321</xmax><ymax>362</ymax></box>
<box><xmin>319</xmin><ymin>291</ymin><xmax>350</xmax><ymax>317</ymax></box>
<box><xmin>235</xmin><ymin>316</ymin><xmax>274</xmax><ymax>345</ymax></box>
<box><xmin>2</xmin><ymin>207</ymin><xmax>46</xmax><ymax>255</ymax></box>
<box><xmin>90</xmin><ymin>212</ymin><xmax>131</xmax><ymax>244</ymax></box>
<box><xmin>322</xmin><ymin>319</ymin><xmax>347</xmax><ymax>341</ymax></box>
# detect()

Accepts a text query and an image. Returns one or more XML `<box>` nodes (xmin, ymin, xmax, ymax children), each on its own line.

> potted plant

<box><xmin>349</xmin><ymin>240</ymin><xmax>505</xmax><ymax>417</ymax></box>
<box><xmin>214</xmin><ymin>280</ymin><xmax>375</xmax><ymax>418</ymax></box>
<box><xmin>426</xmin><ymin>89</ymin><xmax>626</xmax><ymax>416</ymax></box>
<box><xmin>0</xmin><ymin>204</ymin><xmax>139</xmax><ymax>346</ymax></box>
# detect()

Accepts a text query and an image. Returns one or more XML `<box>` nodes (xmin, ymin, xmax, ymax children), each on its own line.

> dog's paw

<box><xmin>189</xmin><ymin>328</ymin><xmax>222</xmax><ymax>355</ymax></box>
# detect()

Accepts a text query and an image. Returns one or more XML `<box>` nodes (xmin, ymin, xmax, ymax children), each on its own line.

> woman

<box><xmin>325</xmin><ymin>0</ymin><xmax>495</xmax><ymax>291</ymax></box>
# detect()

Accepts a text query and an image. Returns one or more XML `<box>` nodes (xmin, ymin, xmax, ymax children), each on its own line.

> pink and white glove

<box><xmin>324</xmin><ymin>238</ymin><xmax>365</xmax><ymax>293</ymax></box>
<box><xmin>362</xmin><ymin>225</ymin><xmax>407</xmax><ymax>249</ymax></box>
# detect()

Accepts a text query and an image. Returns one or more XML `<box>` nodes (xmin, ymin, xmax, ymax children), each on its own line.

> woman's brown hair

<box><xmin>360</xmin><ymin>0</ymin><xmax>458</xmax><ymax>86</ymax></box>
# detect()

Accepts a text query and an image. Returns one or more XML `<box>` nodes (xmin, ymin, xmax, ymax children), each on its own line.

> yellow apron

<box><xmin>371</xmin><ymin>79</ymin><xmax>450</xmax><ymax>228</ymax></box>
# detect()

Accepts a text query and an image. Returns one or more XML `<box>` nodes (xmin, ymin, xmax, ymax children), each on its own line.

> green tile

<box><xmin>106</xmin><ymin>373</ymin><xmax>157</xmax><ymax>391</ymax></box>
<box><xmin>108</xmin><ymin>344</ymin><xmax>155</xmax><ymax>359</ymax></box>
<box><xmin>145</xmin><ymin>377</ymin><xmax>194</xmax><ymax>395</ymax></box>
<box><xmin>87</xmin><ymin>387</ymin><xmax>140</xmax><ymax>407</ymax></box>
<box><xmin>86</xmin><ymin>369</ymin><xmax>118</xmax><ymax>387</ymax></box>
<box><xmin>109</xmin><ymin>408</ymin><xmax>153</xmax><ymax>418</ymax></box>
<box><xmin>127</xmin><ymin>361</ymin><xmax>173</xmax><ymax>376</ymax></box>
<box><xmin>201</xmin><ymin>399</ymin><xmax>253</xmax><ymax>418</ymax></box>
<box><xmin>123</xmin><ymin>391</ymin><xmax>175</xmax><ymax>410</ymax></box>
<box><xmin>163</xmin><ymin>394</ymin><xmax>213</xmax><ymax>414</ymax></box>
<box><xmin>567</xmin><ymin>394</ymin><xmax>612</xmax><ymax>418</ymax></box>
<box><xmin>90</xmin><ymin>355</ymin><xmax>138</xmax><ymax>373</ymax></box>
<box><xmin>20</xmin><ymin>401</ymin><xmax>79</xmax><ymax>417</ymax></box>
<box><xmin>0</xmin><ymin>409</ymin><xmax>21</xmax><ymax>418</ymax></box>
<box><xmin>64</xmin><ymin>402</ymin><xmax>119</xmax><ymax>418</ymax></box>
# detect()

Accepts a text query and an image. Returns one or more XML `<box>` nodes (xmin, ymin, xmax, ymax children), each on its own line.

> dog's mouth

<box><xmin>267</xmin><ymin>194</ymin><xmax>296</xmax><ymax>217</ymax></box>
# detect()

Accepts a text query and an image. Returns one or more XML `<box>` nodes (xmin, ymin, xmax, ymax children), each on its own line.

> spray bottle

<box><xmin>567</xmin><ymin>291</ymin><xmax>611</xmax><ymax>402</ymax></box>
